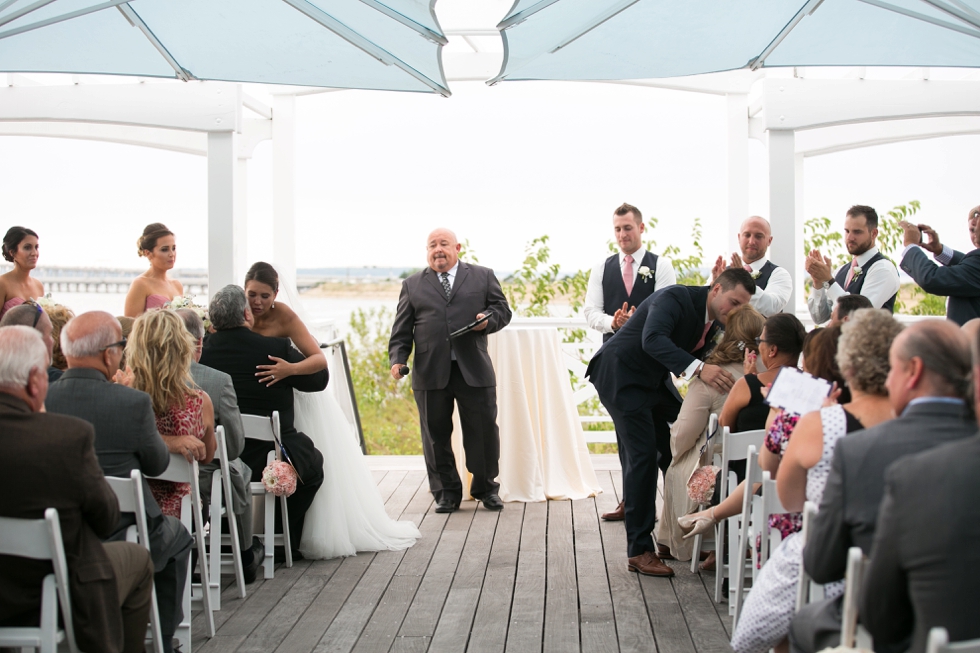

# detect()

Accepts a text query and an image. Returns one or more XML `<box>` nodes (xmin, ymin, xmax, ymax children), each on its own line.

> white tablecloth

<box><xmin>451</xmin><ymin>327</ymin><xmax>602</xmax><ymax>503</ymax></box>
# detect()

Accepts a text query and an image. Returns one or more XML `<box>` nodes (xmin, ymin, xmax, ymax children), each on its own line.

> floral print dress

<box><xmin>147</xmin><ymin>391</ymin><xmax>205</xmax><ymax>519</ymax></box>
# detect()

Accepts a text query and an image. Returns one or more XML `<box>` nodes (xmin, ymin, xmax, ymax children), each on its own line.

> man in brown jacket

<box><xmin>0</xmin><ymin>325</ymin><xmax>154</xmax><ymax>653</ymax></box>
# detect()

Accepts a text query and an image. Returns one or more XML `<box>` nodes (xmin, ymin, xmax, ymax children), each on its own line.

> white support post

<box><xmin>726</xmin><ymin>93</ymin><xmax>749</xmax><ymax>252</ymax></box>
<box><xmin>208</xmin><ymin>131</ymin><xmax>239</xmax><ymax>297</ymax></box>
<box><xmin>235</xmin><ymin>156</ymin><xmax>249</xmax><ymax>280</ymax></box>
<box><xmin>273</xmin><ymin>95</ymin><xmax>297</xmax><ymax>283</ymax></box>
<box><xmin>767</xmin><ymin>130</ymin><xmax>799</xmax><ymax>313</ymax></box>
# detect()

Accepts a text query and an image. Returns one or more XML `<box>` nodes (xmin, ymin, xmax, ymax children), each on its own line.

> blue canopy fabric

<box><xmin>491</xmin><ymin>0</ymin><xmax>980</xmax><ymax>83</ymax></box>
<box><xmin>0</xmin><ymin>0</ymin><xmax>450</xmax><ymax>95</ymax></box>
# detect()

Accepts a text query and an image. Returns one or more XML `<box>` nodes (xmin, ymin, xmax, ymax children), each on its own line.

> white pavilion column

<box><xmin>207</xmin><ymin>131</ymin><xmax>240</xmax><ymax>296</ymax></box>
<box><xmin>235</xmin><ymin>155</ymin><xmax>249</xmax><ymax>280</ymax></box>
<box><xmin>726</xmin><ymin>93</ymin><xmax>749</xmax><ymax>252</ymax></box>
<box><xmin>273</xmin><ymin>95</ymin><xmax>297</xmax><ymax>282</ymax></box>
<box><xmin>767</xmin><ymin>129</ymin><xmax>799</xmax><ymax>313</ymax></box>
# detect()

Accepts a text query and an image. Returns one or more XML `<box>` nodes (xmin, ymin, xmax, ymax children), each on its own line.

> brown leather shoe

<box><xmin>601</xmin><ymin>500</ymin><xmax>625</xmax><ymax>521</ymax></box>
<box><xmin>627</xmin><ymin>551</ymin><xmax>675</xmax><ymax>577</ymax></box>
<box><xmin>699</xmin><ymin>550</ymin><xmax>716</xmax><ymax>571</ymax></box>
<box><xmin>656</xmin><ymin>544</ymin><xmax>675</xmax><ymax>560</ymax></box>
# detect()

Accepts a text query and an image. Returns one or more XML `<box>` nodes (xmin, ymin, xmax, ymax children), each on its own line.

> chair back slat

<box><xmin>152</xmin><ymin>453</ymin><xmax>197</xmax><ymax>484</ymax></box>
<box><xmin>241</xmin><ymin>411</ymin><xmax>281</xmax><ymax>443</ymax></box>
<box><xmin>0</xmin><ymin>516</ymin><xmax>53</xmax><ymax>560</ymax></box>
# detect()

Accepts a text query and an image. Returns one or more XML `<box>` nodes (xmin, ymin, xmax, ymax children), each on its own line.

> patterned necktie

<box><xmin>843</xmin><ymin>258</ymin><xmax>858</xmax><ymax>288</ymax></box>
<box><xmin>622</xmin><ymin>254</ymin><xmax>634</xmax><ymax>296</ymax></box>
<box><xmin>440</xmin><ymin>272</ymin><xmax>452</xmax><ymax>298</ymax></box>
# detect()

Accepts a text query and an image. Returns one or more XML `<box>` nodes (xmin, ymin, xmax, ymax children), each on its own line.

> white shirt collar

<box><xmin>619</xmin><ymin>247</ymin><xmax>646</xmax><ymax>264</ymax></box>
<box><xmin>854</xmin><ymin>246</ymin><xmax>880</xmax><ymax>267</ymax></box>
<box><xmin>434</xmin><ymin>261</ymin><xmax>460</xmax><ymax>278</ymax></box>
<box><xmin>746</xmin><ymin>257</ymin><xmax>769</xmax><ymax>272</ymax></box>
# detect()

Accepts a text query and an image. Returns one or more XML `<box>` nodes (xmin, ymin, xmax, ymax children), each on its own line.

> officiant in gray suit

<box><xmin>389</xmin><ymin>228</ymin><xmax>512</xmax><ymax>514</ymax></box>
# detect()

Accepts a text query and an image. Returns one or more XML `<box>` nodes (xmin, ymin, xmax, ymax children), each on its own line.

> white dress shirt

<box><xmin>584</xmin><ymin>247</ymin><xmax>677</xmax><ymax>334</ymax></box>
<box><xmin>746</xmin><ymin>257</ymin><xmax>793</xmax><ymax>317</ymax></box>
<box><xmin>807</xmin><ymin>246</ymin><xmax>900</xmax><ymax>324</ymax></box>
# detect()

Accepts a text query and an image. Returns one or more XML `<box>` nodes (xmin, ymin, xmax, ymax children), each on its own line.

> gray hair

<box><xmin>176</xmin><ymin>308</ymin><xmax>205</xmax><ymax>340</ymax></box>
<box><xmin>898</xmin><ymin>320</ymin><xmax>972</xmax><ymax>400</ymax></box>
<box><xmin>0</xmin><ymin>302</ymin><xmax>43</xmax><ymax>328</ymax></box>
<box><xmin>61</xmin><ymin>311</ymin><xmax>120</xmax><ymax>358</ymax></box>
<box><xmin>209</xmin><ymin>285</ymin><xmax>248</xmax><ymax>331</ymax></box>
<box><xmin>837</xmin><ymin>309</ymin><xmax>904</xmax><ymax>396</ymax></box>
<box><xmin>0</xmin><ymin>326</ymin><xmax>48</xmax><ymax>386</ymax></box>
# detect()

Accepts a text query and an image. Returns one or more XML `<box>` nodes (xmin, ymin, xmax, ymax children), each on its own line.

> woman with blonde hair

<box><xmin>125</xmin><ymin>309</ymin><xmax>215</xmax><ymax>517</ymax></box>
<box><xmin>124</xmin><ymin>223</ymin><xmax>184</xmax><ymax>317</ymax></box>
<box><xmin>44</xmin><ymin>302</ymin><xmax>75</xmax><ymax>378</ymax></box>
<box><xmin>656</xmin><ymin>304</ymin><xmax>765</xmax><ymax>562</ymax></box>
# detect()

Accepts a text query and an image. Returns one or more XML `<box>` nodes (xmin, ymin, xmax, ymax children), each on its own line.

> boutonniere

<box><xmin>750</xmin><ymin>270</ymin><xmax>761</xmax><ymax>280</ymax></box>
<box><xmin>851</xmin><ymin>265</ymin><xmax>863</xmax><ymax>280</ymax></box>
<box><xmin>711</xmin><ymin>327</ymin><xmax>724</xmax><ymax>345</ymax></box>
<box><xmin>637</xmin><ymin>265</ymin><xmax>653</xmax><ymax>283</ymax></box>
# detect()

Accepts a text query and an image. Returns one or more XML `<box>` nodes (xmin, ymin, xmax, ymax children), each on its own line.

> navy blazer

<box><xmin>586</xmin><ymin>285</ymin><xmax>710</xmax><ymax>412</ymax></box>
<box><xmin>900</xmin><ymin>246</ymin><xmax>980</xmax><ymax>325</ymax></box>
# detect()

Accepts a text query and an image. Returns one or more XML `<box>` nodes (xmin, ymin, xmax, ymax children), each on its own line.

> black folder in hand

<box><xmin>449</xmin><ymin>311</ymin><xmax>493</xmax><ymax>339</ymax></box>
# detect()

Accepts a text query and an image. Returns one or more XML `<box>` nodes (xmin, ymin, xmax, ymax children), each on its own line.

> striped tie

<box><xmin>440</xmin><ymin>272</ymin><xmax>452</xmax><ymax>298</ymax></box>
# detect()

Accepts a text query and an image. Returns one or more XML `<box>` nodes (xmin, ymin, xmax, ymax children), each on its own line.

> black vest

<box><xmin>754</xmin><ymin>260</ymin><xmax>778</xmax><ymax>291</ymax></box>
<box><xmin>602</xmin><ymin>250</ymin><xmax>660</xmax><ymax>342</ymax></box>
<box><xmin>834</xmin><ymin>252</ymin><xmax>897</xmax><ymax>313</ymax></box>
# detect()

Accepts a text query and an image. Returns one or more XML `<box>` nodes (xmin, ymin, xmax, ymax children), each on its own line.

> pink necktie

<box><xmin>843</xmin><ymin>258</ymin><xmax>858</xmax><ymax>288</ymax></box>
<box><xmin>744</xmin><ymin>264</ymin><xmax>753</xmax><ymax>273</ymax></box>
<box><xmin>623</xmin><ymin>254</ymin><xmax>634</xmax><ymax>296</ymax></box>
<box><xmin>693</xmin><ymin>321</ymin><xmax>712</xmax><ymax>352</ymax></box>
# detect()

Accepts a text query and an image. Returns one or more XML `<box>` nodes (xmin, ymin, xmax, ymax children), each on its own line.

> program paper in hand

<box><xmin>765</xmin><ymin>367</ymin><xmax>832</xmax><ymax>416</ymax></box>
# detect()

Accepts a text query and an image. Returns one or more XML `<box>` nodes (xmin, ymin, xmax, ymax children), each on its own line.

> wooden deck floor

<box><xmin>192</xmin><ymin>455</ymin><xmax>733</xmax><ymax>653</ymax></box>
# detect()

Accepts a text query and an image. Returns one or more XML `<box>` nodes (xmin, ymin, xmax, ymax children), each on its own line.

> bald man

<box><xmin>711</xmin><ymin>216</ymin><xmax>792</xmax><ymax>317</ymax></box>
<box><xmin>389</xmin><ymin>228</ymin><xmax>512</xmax><ymax>513</ymax></box>
<box><xmin>0</xmin><ymin>300</ymin><xmax>58</xmax><ymax>380</ymax></box>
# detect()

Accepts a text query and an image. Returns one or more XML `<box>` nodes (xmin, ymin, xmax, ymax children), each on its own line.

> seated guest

<box><xmin>898</xmin><ymin>206</ymin><xmax>980</xmax><ymax>325</ymax></box>
<box><xmin>0</xmin><ymin>325</ymin><xmax>154</xmax><ymax>653</ymax></box>
<box><xmin>860</xmin><ymin>329</ymin><xmax>980</xmax><ymax>653</ymax></box>
<box><xmin>123</xmin><ymin>309</ymin><xmax>216</xmax><ymax>519</ymax></box>
<box><xmin>45</xmin><ymin>302</ymin><xmax>75</xmax><ymax>379</ymax></box>
<box><xmin>0</xmin><ymin>299</ymin><xmax>58</xmax><ymax>381</ymax></box>
<box><xmin>827</xmin><ymin>294</ymin><xmax>873</xmax><ymax>328</ymax></box>
<box><xmin>200</xmin><ymin>285</ymin><xmax>327</xmax><ymax>560</ymax></box>
<box><xmin>176</xmin><ymin>307</ymin><xmax>262</xmax><ymax>583</ymax></box>
<box><xmin>656</xmin><ymin>304</ymin><xmax>764</xmax><ymax>562</ymax></box>
<box><xmin>679</xmin><ymin>327</ymin><xmax>847</xmax><ymax>567</ymax></box>
<box><xmin>790</xmin><ymin>319</ymin><xmax>975</xmax><ymax>653</ymax></box>
<box><xmin>730</xmin><ymin>309</ymin><xmax>903</xmax><ymax>653</ymax></box>
<box><xmin>46</xmin><ymin>311</ymin><xmax>192</xmax><ymax>653</ymax></box>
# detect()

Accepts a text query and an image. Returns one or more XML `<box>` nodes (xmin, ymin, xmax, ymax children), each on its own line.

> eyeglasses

<box><xmin>100</xmin><ymin>337</ymin><xmax>127</xmax><ymax>352</ymax></box>
<box><xmin>754</xmin><ymin>337</ymin><xmax>768</xmax><ymax>345</ymax></box>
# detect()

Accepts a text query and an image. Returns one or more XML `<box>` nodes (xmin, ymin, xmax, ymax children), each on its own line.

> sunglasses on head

<box><xmin>24</xmin><ymin>300</ymin><xmax>43</xmax><ymax>328</ymax></box>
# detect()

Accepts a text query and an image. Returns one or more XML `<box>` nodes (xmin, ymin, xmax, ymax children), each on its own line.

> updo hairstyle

<box><xmin>137</xmin><ymin>223</ymin><xmax>174</xmax><ymax>257</ymax></box>
<box><xmin>244</xmin><ymin>262</ymin><xmax>280</xmax><ymax>294</ymax></box>
<box><xmin>762</xmin><ymin>313</ymin><xmax>807</xmax><ymax>361</ymax></box>
<box><xmin>3</xmin><ymin>226</ymin><xmax>38</xmax><ymax>263</ymax></box>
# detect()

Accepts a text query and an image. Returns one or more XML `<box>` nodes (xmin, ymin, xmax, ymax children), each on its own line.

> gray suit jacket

<box><xmin>46</xmin><ymin>367</ymin><xmax>169</xmax><ymax>519</ymax></box>
<box><xmin>861</xmin><ymin>434</ymin><xmax>980</xmax><ymax>653</ymax></box>
<box><xmin>805</xmin><ymin>400</ymin><xmax>976</xmax><ymax>583</ymax></box>
<box><xmin>389</xmin><ymin>262</ymin><xmax>512</xmax><ymax>391</ymax></box>
<box><xmin>191</xmin><ymin>360</ymin><xmax>250</xmax><ymax>514</ymax></box>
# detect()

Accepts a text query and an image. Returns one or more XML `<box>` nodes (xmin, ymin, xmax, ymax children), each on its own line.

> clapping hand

<box><xmin>730</xmin><ymin>252</ymin><xmax>745</xmax><ymax>271</ymax></box>
<box><xmin>805</xmin><ymin>249</ymin><xmax>833</xmax><ymax>285</ymax></box>
<box><xmin>743</xmin><ymin>348</ymin><xmax>758</xmax><ymax>376</ymax></box>
<box><xmin>710</xmin><ymin>255</ymin><xmax>726</xmax><ymax>283</ymax></box>
<box><xmin>113</xmin><ymin>366</ymin><xmax>135</xmax><ymax>387</ymax></box>
<box><xmin>917</xmin><ymin>224</ymin><xmax>943</xmax><ymax>254</ymax></box>
<box><xmin>612</xmin><ymin>302</ymin><xmax>634</xmax><ymax>330</ymax></box>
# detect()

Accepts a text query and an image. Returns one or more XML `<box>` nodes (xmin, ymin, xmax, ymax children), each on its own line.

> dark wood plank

<box><xmin>544</xmin><ymin>500</ymin><xmax>578</xmax><ymax>653</ymax></box>
<box><xmin>214</xmin><ymin>560</ymin><xmax>312</xmax><ymax>638</ymax></box>
<box><xmin>701</xmin><ymin>572</ymin><xmax>733</xmax><ymax>638</ymax></box>
<box><xmin>573</xmin><ymin>498</ymin><xmax>618</xmax><ymax>653</ymax></box>
<box><xmin>595</xmin><ymin>471</ymin><xmax>654</xmax><ymax>653</ymax></box>
<box><xmin>639</xmin><ymin>574</ymin><xmax>696</xmax><ymax>653</ymax></box>
<box><xmin>274</xmin><ymin>554</ymin><xmax>376</xmax><ymax>653</ymax></box>
<box><xmin>428</xmin><ymin>507</ymin><xmax>500</xmax><ymax>653</ymax></box>
<box><xmin>504</xmin><ymin>500</ymin><xmax>546</xmax><ymax>653</ymax></box>
<box><xmin>467</xmin><ymin>503</ymin><xmax>525</xmax><ymax>653</ymax></box>
<box><xmin>236</xmin><ymin>571</ymin><xmax>335</xmax><ymax>653</ymax></box>
<box><xmin>671</xmin><ymin>562</ymin><xmax>732</xmax><ymax>653</ymax></box>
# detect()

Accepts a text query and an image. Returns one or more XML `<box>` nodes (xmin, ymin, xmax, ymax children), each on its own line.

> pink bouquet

<box><xmin>261</xmin><ymin>460</ymin><xmax>298</xmax><ymax>497</ymax></box>
<box><xmin>686</xmin><ymin>465</ymin><xmax>721</xmax><ymax>505</ymax></box>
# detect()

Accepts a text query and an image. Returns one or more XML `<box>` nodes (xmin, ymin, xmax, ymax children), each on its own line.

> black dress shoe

<box><xmin>242</xmin><ymin>539</ymin><xmax>264</xmax><ymax>584</ymax></box>
<box><xmin>479</xmin><ymin>494</ymin><xmax>504</xmax><ymax>511</ymax></box>
<box><xmin>435</xmin><ymin>499</ymin><xmax>459</xmax><ymax>514</ymax></box>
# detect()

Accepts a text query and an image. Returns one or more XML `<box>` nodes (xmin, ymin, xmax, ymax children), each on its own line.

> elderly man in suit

<box><xmin>586</xmin><ymin>268</ymin><xmax>755</xmax><ymax>576</ymax></box>
<box><xmin>389</xmin><ymin>228</ymin><xmax>513</xmax><ymax>514</ymax></box>
<box><xmin>789</xmin><ymin>319</ymin><xmax>976</xmax><ymax>653</ymax></box>
<box><xmin>0</xmin><ymin>325</ymin><xmax>154</xmax><ymax>653</ymax></box>
<box><xmin>176</xmin><ymin>308</ymin><xmax>262</xmax><ymax>583</ymax></box>
<box><xmin>46</xmin><ymin>311</ymin><xmax>192</xmax><ymax>653</ymax></box>
<box><xmin>859</xmin><ymin>327</ymin><xmax>980</xmax><ymax>653</ymax></box>
<box><xmin>897</xmin><ymin>205</ymin><xmax>980</xmax><ymax>325</ymax></box>
<box><xmin>200</xmin><ymin>285</ymin><xmax>327</xmax><ymax>559</ymax></box>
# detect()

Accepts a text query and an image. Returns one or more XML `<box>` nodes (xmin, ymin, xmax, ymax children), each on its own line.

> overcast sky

<box><xmin>2</xmin><ymin>2</ymin><xmax>978</xmax><ymax>276</ymax></box>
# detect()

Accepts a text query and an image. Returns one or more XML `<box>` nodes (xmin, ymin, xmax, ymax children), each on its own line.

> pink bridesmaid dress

<box><xmin>0</xmin><ymin>297</ymin><xmax>25</xmax><ymax>320</ymax></box>
<box><xmin>144</xmin><ymin>294</ymin><xmax>170</xmax><ymax>311</ymax></box>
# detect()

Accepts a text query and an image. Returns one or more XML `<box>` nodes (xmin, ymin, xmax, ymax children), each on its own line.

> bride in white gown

<box><xmin>244</xmin><ymin>262</ymin><xmax>420</xmax><ymax>559</ymax></box>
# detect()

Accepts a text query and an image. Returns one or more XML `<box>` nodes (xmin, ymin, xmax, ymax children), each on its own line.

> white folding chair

<box><xmin>690</xmin><ymin>413</ymin><xmax>720</xmax><ymax>573</ymax></box>
<box><xmin>840</xmin><ymin>546</ymin><xmax>873</xmax><ymax>650</ymax></box>
<box><xmin>927</xmin><ymin>628</ymin><xmax>980</xmax><ymax>653</ymax></box>
<box><xmin>711</xmin><ymin>427</ymin><xmax>766</xmax><ymax>604</ymax></box>
<box><xmin>0</xmin><ymin>508</ymin><xmax>78</xmax><ymax>653</ymax></box>
<box><xmin>105</xmin><ymin>470</ymin><xmax>165</xmax><ymax>653</ymax></box>
<box><xmin>206</xmin><ymin>426</ymin><xmax>246</xmax><ymax>608</ymax></box>
<box><xmin>151</xmin><ymin>454</ymin><xmax>216</xmax><ymax>651</ymax></box>
<box><xmin>241</xmin><ymin>411</ymin><xmax>292</xmax><ymax>580</ymax></box>
<box><xmin>796</xmin><ymin>501</ymin><xmax>825</xmax><ymax>611</ymax></box>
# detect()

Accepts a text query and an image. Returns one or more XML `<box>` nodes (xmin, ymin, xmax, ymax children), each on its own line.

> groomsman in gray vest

<box><xmin>710</xmin><ymin>216</ymin><xmax>792</xmax><ymax>317</ymax></box>
<box><xmin>806</xmin><ymin>205</ymin><xmax>900</xmax><ymax>324</ymax></box>
<box><xmin>584</xmin><ymin>202</ymin><xmax>675</xmax><ymax>521</ymax></box>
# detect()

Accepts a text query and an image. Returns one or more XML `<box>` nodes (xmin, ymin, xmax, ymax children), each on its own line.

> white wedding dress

<box><xmin>276</xmin><ymin>270</ymin><xmax>420</xmax><ymax>559</ymax></box>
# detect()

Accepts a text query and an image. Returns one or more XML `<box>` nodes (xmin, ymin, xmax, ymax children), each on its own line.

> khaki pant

<box><xmin>103</xmin><ymin>541</ymin><xmax>154</xmax><ymax>653</ymax></box>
